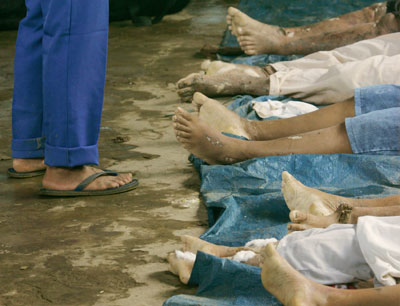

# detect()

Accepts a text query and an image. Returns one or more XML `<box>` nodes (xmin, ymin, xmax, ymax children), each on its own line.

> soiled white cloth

<box><xmin>175</xmin><ymin>250</ymin><xmax>196</xmax><ymax>263</ymax></box>
<box><xmin>357</xmin><ymin>216</ymin><xmax>400</xmax><ymax>286</ymax></box>
<box><xmin>277</xmin><ymin>216</ymin><xmax>400</xmax><ymax>286</ymax></box>
<box><xmin>269</xmin><ymin>33</ymin><xmax>400</xmax><ymax>104</ymax></box>
<box><xmin>252</xmin><ymin>100</ymin><xmax>318</xmax><ymax>119</ymax></box>
<box><xmin>233</xmin><ymin>250</ymin><xmax>257</xmax><ymax>263</ymax></box>
<box><xmin>245</xmin><ymin>238</ymin><xmax>278</xmax><ymax>249</ymax></box>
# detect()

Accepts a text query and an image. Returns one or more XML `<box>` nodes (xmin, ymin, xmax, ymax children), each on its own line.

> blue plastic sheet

<box><xmin>165</xmin><ymin>0</ymin><xmax>399</xmax><ymax>304</ymax></box>
<box><xmin>164</xmin><ymin>95</ymin><xmax>400</xmax><ymax>306</ymax></box>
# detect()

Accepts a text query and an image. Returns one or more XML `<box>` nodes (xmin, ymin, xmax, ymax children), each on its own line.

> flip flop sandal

<box><xmin>39</xmin><ymin>170</ymin><xmax>139</xmax><ymax>197</ymax></box>
<box><xmin>7</xmin><ymin>168</ymin><xmax>46</xmax><ymax>178</ymax></box>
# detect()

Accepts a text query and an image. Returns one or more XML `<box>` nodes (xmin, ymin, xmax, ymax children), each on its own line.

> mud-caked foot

<box><xmin>172</xmin><ymin>107</ymin><xmax>247</xmax><ymax>165</ymax></box>
<box><xmin>281</xmin><ymin>171</ymin><xmax>345</xmax><ymax>216</ymax></box>
<box><xmin>227</xmin><ymin>7</ymin><xmax>287</xmax><ymax>55</ymax></box>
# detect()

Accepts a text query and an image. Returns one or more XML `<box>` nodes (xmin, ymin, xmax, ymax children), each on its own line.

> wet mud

<box><xmin>0</xmin><ymin>0</ymin><xmax>237</xmax><ymax>305</ymax></box>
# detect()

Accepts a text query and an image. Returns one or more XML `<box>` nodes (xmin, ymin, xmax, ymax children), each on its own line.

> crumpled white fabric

<box><xmin>277</xmin><ymin>216</ymin><xmax>400</xmax><ymax>286</ymax></box>
<box><xmin>357</xmin><ymin>216</ymin><xmax>400</xmax><ymax>286</ymax></box>
<box><xmin>252</xmin><ymin>100</ymin><xmax>318</xmax><ymax>119</ymax></box>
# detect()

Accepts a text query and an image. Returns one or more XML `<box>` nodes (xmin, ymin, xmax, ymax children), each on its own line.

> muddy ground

<box><xmin>0</xmin><ymin>0</ymin><xmax>237</xmax><ymax>305</ymax></box>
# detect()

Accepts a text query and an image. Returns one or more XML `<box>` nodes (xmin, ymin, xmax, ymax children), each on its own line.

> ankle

<box><xmin>13</xmin><ymin>158</ymin><xmax>45</xmax><ymax>172</ymax></box>
<box><xmin>44</xmin><ymin>166</ymin><xmax>86</xmax><ymax>180</ymax></box>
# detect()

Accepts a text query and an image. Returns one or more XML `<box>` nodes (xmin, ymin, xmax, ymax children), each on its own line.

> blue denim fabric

<box><xmin>12</xmin><ymin>0</ymin><xmax>109</xmax><ymax>167</ymax></box>
<box><xmin>345</xmin><ymin>84</ymin><xmax>400</xmax><ymax>155</ymax></box>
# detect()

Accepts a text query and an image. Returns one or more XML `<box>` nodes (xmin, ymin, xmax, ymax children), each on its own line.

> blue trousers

<box><xmin>12</xmin><ymin>0</ymin><xmax>109</xmax><ymax>167</ymax></box>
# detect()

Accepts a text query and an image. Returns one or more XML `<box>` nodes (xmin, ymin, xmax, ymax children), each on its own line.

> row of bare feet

<box><xmin>12</xmin><ymin>158</ymin><xmax>132</xmax><ymax>191</ymax></box>
<box><xmin>176</xmin><ymin>6</ymin><xmax>282</xmax><ymax>102</ymax></box>
<box><xmin>168</xmin><ymin>171</ymin><xmax>350</xmax><ymax>305</ymax></box>
<box><xmin>168</xmin><ymin>236</ymin><xmax>334</xmax><ymax>306</ymax></box>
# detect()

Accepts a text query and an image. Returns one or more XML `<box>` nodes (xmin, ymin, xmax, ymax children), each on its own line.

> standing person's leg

<box><xmin>10</xmin><ymin>0</ymin><xmax>46</xmax><ymax>178</ymax></box>
<box><xmin>39</xmin><ymin>0</ymin><xmax>136</xmax><ymax>195</ymax></box>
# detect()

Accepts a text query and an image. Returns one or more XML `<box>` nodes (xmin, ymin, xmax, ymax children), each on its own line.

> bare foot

<box><xmin>176</xmin><ymin>62</ymin><xmax>269</xmax><ymax>102</ymax></box>
<box><xmin>12</xmin><ymin>158</ymin><xmax>45</xmax><ymax>173</ymax></box>
<box><xmin>167</xmin><ymin>251</ymin><xmax>195</xmax><ymax>284</ymax></box>
<box><xmin>180</xmin><ymin>235</ymin><xmax>244</xmax><ymax>257</ymax></box>
<box><xmin>173</xmin><ymin>107</ymin><xmax>249</xmax><ymax>164</ymax></box>
<box><xmin>42</xmin><ymin>166</ymin><xmax>133</xmax><ymax>191</ymax></box>
<box><xmin>281</xmin><ymin>171</ymin><xmax>351</xmax><ymax>216</ymax></box>
<box><xmin>192</xmin><ymin>92</ymin><xmax>252</xmax><ymax>139</ymax></box>
<box><xmin>261</xmin><ymin>243</ymin><xmax>335</xmax><ymax>306</ymax></box>
<box><xmin>227</xmin><ymin>7</ymin><xmax>287</xmax><ymax>55</ymax></box>
<box><xmin>287</xmin><ymin>210</ymin><xmax>339</xmax><ymax>231</ymax></box>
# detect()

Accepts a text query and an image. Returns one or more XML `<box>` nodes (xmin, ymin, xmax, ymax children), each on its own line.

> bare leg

<box><xmin>191</xmin><ymin>92</ymin><xmax>355</xmax><ymax>141</ymax></box>
<box><xmin>227</xmin><ymin>3</ymin><xmax>400</xmax><ymax>55</ymax></box>
<box><xmin>168</xmin><ymin>235</ymin><xmax>259</xmax><ymax>284</ymax></box>
<box><xmin>282</xmin><ymin>171</ymin><xmax>400</xmax><ymax>215</ymax></box>
<box><xmin>288</xmin><ymin>205</ymin><xmax>400</xmax><ymax>231</ymax></box>
<box><xmin>173</xmin><ymin>107</ymin><xmax>351</xmax><ymax>165</ymax></box>
<box><xmin>261</xmin><ymin>243</ymin><xmax>400</xmax><ymax>306</ymax></box>
<box><xmin>180</xmin><ymin>235</ymin><xmax>245</xmax><ymax>257</ymax></box>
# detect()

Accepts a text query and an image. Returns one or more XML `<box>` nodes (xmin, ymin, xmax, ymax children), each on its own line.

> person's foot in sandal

<box><xmin>40</xmin><ymin>166</ymin><xmax>137</xmax><ymax>196</ymax></box>
<box><xmin>8</xmin><ymin>158</ymin><xmax>46</xmax><ymax>178</ymax></box>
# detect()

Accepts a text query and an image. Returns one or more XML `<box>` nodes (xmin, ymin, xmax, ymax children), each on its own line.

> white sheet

<box><xmin>269</xmin><ymin>33</ymin><xmax>400</xmax><ymax>104</ymax></box>
<box><xmin>252</xmin><ymin>100</ymin><xmax>318</xmax><ymax>119</ymax></box>
<box><xmin>277</xmin><ymin>216</ymin><xmax>400</xmax><ymax>286</ymax></box>
<box><xmin>357</xmin><ymin>216</ymin><xmax>400</xmax><ymax>286</ymax></box>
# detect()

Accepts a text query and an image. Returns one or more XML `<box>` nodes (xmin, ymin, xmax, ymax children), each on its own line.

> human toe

<box><xmin>175</xmin><ymin>107</ymin><xmax>193</xmax><ymax>121</ymax></box>
<box><xmin>287</xmin><ymin>224</ymin><xmax>309</xmax><ymax>231</ymax></box>
<box><xmin>177</xmin><ymin>73</ymin><xmax>200</xmax><ymax>89</ymax></box>
<box><xmin>177</xmin><ymin>87</ymin><xmax>195</xmax><ymax>98</ymax></box>
<box><xmin>289</xmin><ymin>210</ymin><xmax>308</xmax><ymax>223</ymax></box>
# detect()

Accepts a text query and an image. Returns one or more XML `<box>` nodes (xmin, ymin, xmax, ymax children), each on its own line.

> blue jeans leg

<box><xmin>41</xmin><ymin>0</ymin><xmax>109</xmax><ymax>167</ymax></box>
<box><xmin>12</xmin><ymin>0</ymin><xmax>45</xmax><ymax>159</ymax></box>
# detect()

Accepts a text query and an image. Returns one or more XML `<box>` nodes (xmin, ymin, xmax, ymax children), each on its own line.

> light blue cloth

<box><xmin>345</xmin><ymin>84</ymin><xmax>400</xmax><ymax>155</ymax></box>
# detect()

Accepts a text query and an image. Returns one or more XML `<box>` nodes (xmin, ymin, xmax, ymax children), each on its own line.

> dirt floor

<box><xmin>0</xmin><ymin>0</ymin><xmax>238</xmax><ymax>305</ymax></box>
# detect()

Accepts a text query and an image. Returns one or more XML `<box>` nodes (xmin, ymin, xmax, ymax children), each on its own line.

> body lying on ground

<box><xmin>226</xmin><ymin>1</ymin><xmax>400</xmax><ymax>55</ymax></box>
<box><xmin>167</xmin><ymin>171</ymin><xmax>400</xmax><ymax>305</ymax></box>
<box><xmin>172</xmin><ymin>84</ymin><xmax>400</xmax><ymax>165</ymax></box>
<box><xmin>177</xmin><ymin>32</ymin><xmax>400</xmax><ymax>104</ymax></box>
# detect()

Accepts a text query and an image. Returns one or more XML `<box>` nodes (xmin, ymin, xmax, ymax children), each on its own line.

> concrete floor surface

<box><xmin>0</xmin><ymin>0</ymin><xmax>237</xmax><ymax>304</ymax></box>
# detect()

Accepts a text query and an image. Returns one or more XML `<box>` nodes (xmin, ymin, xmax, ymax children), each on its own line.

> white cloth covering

<box><xmin>357</xmin><ymin>216</ymin><xmax>400</xmax><ymax>286</ymax></box>
<box><xmin>269</xmin><ymin>33</ymin><xmax>400</xmax><ymax>104</ymax></box>
<box><xmin>251</xmin><ymin>100</ymin><xmax>318</xmax><ymax>119</ymax></box>
<box><xmin>277</xmin><ymin>216</ymin><xmax>400</xmax><ymax>286</ymax></box>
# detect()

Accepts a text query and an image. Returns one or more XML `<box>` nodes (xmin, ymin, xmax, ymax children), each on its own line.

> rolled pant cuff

<box><xmin>12</xmin><ymin>137</ymin><xmax>45</xmax><ymax>159</ymax></box>
<box><xmin>44</xmin><ymin>143</ymin><xmax>99</xmax><ymax>167</ymax></box>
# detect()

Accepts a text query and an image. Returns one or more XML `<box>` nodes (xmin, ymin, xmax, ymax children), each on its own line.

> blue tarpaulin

<box><xmin>165</xmin><ymin>0</ymin><xmax>399</xmax><ymax>305</ymax></box>
<box><xmin>164</xmin><ymin>95</ymin><xmax>400</xmax><ymax>306</ymax></box>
